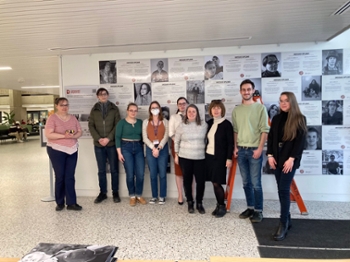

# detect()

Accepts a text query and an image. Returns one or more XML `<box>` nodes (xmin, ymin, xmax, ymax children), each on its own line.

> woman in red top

<box><xmin>45</xmin><ymin>97</ymin><xmax>83</xmax><ymax>211</ymax></box>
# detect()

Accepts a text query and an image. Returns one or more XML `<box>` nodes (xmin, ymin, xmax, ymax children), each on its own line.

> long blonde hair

<box><xmin>280</xmin><ymin>92</ymin><xmax>307</xmax><ymax>141</ymax></box>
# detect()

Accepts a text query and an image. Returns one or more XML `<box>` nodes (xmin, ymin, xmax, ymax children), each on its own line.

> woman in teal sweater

<box><xmin>116</xmin><ymin>103</ymin><xmax>146</xmax><ymax>206</ymax></box>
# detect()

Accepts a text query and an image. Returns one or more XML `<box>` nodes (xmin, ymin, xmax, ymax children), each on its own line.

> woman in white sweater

<box><xmin>174</xmin><ymin>104</ymin><xmax>208</xmax><ymax>214</ymax></box>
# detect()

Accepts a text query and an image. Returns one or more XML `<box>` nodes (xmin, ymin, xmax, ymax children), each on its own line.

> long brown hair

<box><xmin>280</xmin><ymin>92</ymin><xmax>307</xmax><ymax>141</ymax></box>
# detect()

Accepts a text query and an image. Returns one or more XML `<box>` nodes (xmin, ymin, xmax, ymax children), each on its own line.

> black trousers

<box><xmin>179</xmin><ymin>157</ymin><xmax>205</xmax><ymax>203</ymax></box>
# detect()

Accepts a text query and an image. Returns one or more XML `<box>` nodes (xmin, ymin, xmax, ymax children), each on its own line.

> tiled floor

<box><xmin>1</xmin><ymin>137</ymin><xmax>349</xmax><ymax>260</ymax></box>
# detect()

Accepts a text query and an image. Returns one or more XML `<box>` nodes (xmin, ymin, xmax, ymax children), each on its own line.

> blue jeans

<box><xmin>146</xmin><ymin>143</ymin><xmax>169</xmax><ymax>198</ymax></box>
<box><xmin>237</xmin><ymin>147</ymin><xmax>263</xmax><ymax>211</ymax></box>
<box><xmin>94</xmin><ymin>145</ymin><xmax>119</xmax><ymax>194</ymax></box>
<box><xmin>47</xmin><ymin>146</ymin><xmax>78</xmax><ymax>206</ymax></box>
<box><xmin>121</xmin><ymin>141</ymin><xmax>145</xmax><ymax>197</ymax></box>
<box><xmin>274</xmin><ymin>167</ymin><xmax>295</xmax><ymax>225</ymax></box>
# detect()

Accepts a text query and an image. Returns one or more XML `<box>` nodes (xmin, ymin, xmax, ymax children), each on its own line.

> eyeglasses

<box><xmin>211</xmin><ymin>99</ymin><xmax>222</xmax><ymax>103</ymax></box>
<box><xmin>59</xmin><ymin>104</ymin><xmax>69</xmax><ymax>107</ymax></box>
<box><xmin>178</xmin><ymin>102</ymin><xmax>187</xmax><ymax>106</ymax></box>
<box><xmin>98</xmin><ymin>93</ymin><xmax>108</xmax><ymax>97</ymax></box>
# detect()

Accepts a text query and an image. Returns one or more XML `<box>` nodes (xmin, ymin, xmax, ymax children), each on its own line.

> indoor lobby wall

<box><xmin>61</xmin><ymin>30</ymin><xmax>350</xmax><ymax>202</ymax></box>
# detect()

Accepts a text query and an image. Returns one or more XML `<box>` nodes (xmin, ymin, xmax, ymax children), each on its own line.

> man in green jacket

<box><xmin>88</xmin><ymin>88</ymin><xmax>121</xmax><ymax>203</ymax></box>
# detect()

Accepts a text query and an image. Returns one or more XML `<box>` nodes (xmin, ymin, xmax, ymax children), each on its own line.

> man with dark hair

<box><xmin>151</xmin><ymin>60</ymin><xmax>168</xmax><ymax>82</ymax></box>
<box><xmin>232</xmin><ymin>79</ymin><xmax>270</xmax><ymax>223</ymax></box>
<box><xmin>326</xmin><ymin>155</ymin><xmax>340</xmax><ymax>175</ymax></box>
<box><xmin>88</xmin><ymin>87</ymin><xmax>121</xmax><ymax>204</ymax></box>
<box><xmin>322</xmin><ymin>100</ymin><xmax>343</xmax><ymax>125</ymax></box>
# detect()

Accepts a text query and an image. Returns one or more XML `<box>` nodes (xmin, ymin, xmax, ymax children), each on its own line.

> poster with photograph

<box><xmin>322</xmin><ymin>126</ymin><xmax>350</xmax><ymax>150</ymax></box>
<box><xmin>64</xmin><ymin>85</ymin><xmax>98</xmax><ymax>138</ymax></box>
<box><xmin>134</xmin><ymin>83</ymin><xmax>152</xmax><ymax>106</ymax></box>
<box><xmin>299</xmin><ymin>101</ymin><xmax>322</xmax><ymax>125</ymax></box>
<box><xmin>281</xmin><ymin>51</ymin><xmax>322</xmax><ymax>77</ymax></box>
<box><xmin>204</xmin><ymin>80</ymin><xmax>241</xmax><ymax>104</ymax></box>
<box><xmin>322</xmin><ymin>49</ymin><xmax>343</xmax><ymax>75</ymax></box>
<box><xmin>264</xmin><ymin>103</ymin><xmax>280</xmax><ymax>123</ymax></box>
<box><xmin>152</xmin><ymin>82</ymin><xmax>186</xmax><ymax>105</ymax></box>
<box><xmin>322</xmin><ymin>150</ymin><xmax>343</xmax><ymax>175</ymax></box>
<box><xmin>204</xmin><ymin>55</ymin><xmax>224</xmax><ymax>80</ymax></box>
<box><xmin>186</xmin><ymin>80</ymin><xmax>205</xmax><ymax>104</ymax></box>
<box><xmin>301</xmin><ymin>75</ymin><xmax>322</xmax><ymax>101</ymax></box>
<box><xmin>322</xmin><ymin>100</ymin><xmax>343</xmax><ymax>125</ymax></box>
<box><xmin>322</xmin><ymin>75</ymin><xmax>350</xmax><ymax>100</ymax></box>
<box><xmin>99</xmin><ymin>60</ymin><xmax>117</xmax><ymax>84</ymax></box>
<box><xmin>168</xmin><ymin>56</ymin><xmax>205</xmax><ymax>81</ymax></box>
<box><xmin>305</xmin><ymin>125</ymin><xmax>322</xmax><ymax>150</ymax></box>
<box><xmin>117</xmin><ymin>59</ymin><xmax>151</xmax><ymax>83</ymax></box>
<box><xmin>261</xmin><ymin>78</ymin><xmax>301</xmax><ymax>102</ymax></box>
<box><xmin>150</xmin><ymin>59</ymin><xmax>169</xmax><ymax>82</ymax></box>
<box><xmin>261</xmin><ymin>52</ymin><xmax>282</xmax><ymax>78</ymax></box>
<box><xmin>110</xmin><ymin>84</ymin><xmax>134</xmax><ymax>107</ymax></box>
<box><xmin>297</xmin><ymin>150</ymin><xmax>322</xmax><ymax>175</ymax></box>
<box><xmin>223</xmin><ymin>53</ymin><xmax>261</xmax><ymax>79</ymax></box>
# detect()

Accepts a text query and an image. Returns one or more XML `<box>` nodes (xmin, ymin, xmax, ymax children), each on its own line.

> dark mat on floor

<box><xmin>252</xmin><ymin>218</ymin><xmax>350</xmax><ymax>248</ymax></box>
<box><xmin>258</xmin><ymin>246</ymin><xmax>350</xmax><ymax>259</ymax></box>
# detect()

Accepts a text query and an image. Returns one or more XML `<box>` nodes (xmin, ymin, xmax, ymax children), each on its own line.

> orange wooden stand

<box><xmin>225</xmin><ymin>157</ymin><xmax>308</xmax><ymax>215</ymax></box>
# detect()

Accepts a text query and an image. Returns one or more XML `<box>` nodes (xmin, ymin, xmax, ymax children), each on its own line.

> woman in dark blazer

<box><xmin>267</xmin><ymin>92</ymin><xmax>307</xmax><ymax>241</ymax></box>
<box><xmin>205</xmin><ymin>100</ymin><xmax>233</xmax><ymax>218</ymax></box>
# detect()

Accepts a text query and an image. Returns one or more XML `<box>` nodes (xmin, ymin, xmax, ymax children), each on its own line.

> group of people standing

<box><xmin>45</xmin><ymin>79</ymin><xmax>307</xmax><ymax>241</ymax></box>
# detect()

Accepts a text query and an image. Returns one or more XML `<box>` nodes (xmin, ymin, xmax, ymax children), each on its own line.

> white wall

<box><xmin>61</xmin><ymin>30</ymin><xmax>350</xmax><ymax>202</ymax></box>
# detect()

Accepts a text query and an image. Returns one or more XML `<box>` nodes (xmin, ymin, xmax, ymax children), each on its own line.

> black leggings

<box><xmin>179</xmin><ymin>157</ymin><xmax>205</xmax><ymax>203</ymax></box>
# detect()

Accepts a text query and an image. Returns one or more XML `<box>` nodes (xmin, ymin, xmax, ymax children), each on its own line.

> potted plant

<box><xmin>2</xmin><ymin>111</ymin><xmax>15</xmax><ymax>125</ymax></box>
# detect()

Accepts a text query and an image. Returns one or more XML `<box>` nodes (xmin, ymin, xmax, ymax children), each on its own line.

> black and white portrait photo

<box><xmin>204</xmin><ymin>55</ymin><xmax>224</xmax><ymax>80</ymax></box>
<box><xmin>161</xmin><ymin>106</ymin><xmax>170</xmax><ymax>120</ymax></box>
<box><xmin>151</xmin><ymin>59</ymin><xmax>169</xmax><ymax>82</ymax></box>
<box><xmin>261</xmin><ymin>53</ymin><xmax>282</xmax><ymax>78</ymax></box>
<box><xmin>265</xmin><ymin>103</ymin><xmax>280</xmax><ymax>123</ymax></box>
<box><xmin>322</xmin><ymin>100</ymin><xmax>343</xmax><ymax>125</ymax></box>
<box><xmin>322</xmin><ymin>49</ymin><xmax>343</xmax><ymax>75</ymax></box>
<box><xmin>301</xmin><ymin>76</ymin><xmax>322</xmax><ymax>101</ymax></box>
<box><xmin>186</xmin><ymin>80</ymin><xmax>204</xmax><ymax>104</ymax></box>
<box><xmin>305</xmin><ymin>126</ymin><xmax>322</xmax><ymax>150</ymax></box>
<box><xmin>99</xmin><ymin>60</ymin><xmax>116</xmax><ymax>84</ymax></box>
<box><xmin>322</xmin><ymin>150</ymin><xmax>343</xmax><ymax>175</ymax></box>
<box><xmin>134</xmin><ymin>83</ymin><xmax>152</xmax><ymax>106</ymax></box>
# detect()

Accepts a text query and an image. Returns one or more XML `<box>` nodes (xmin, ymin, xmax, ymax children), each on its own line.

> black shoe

<box><xmin>250</xmin><ymin>211</ymin><xmax>263</xmax><ymax>223</ymax></box>
<box><xmin>113</xmin><ymin>192</ymin><xmax>121</xmax><ymax>203</ymax></box>
<box><xmin>67</xmin><ymin>204</ymin><xmax>82</xmax><ymax>211</ymax></box>
<box><xmin>212</xmin><ymin>204</ymin><xmax>219</xmax><ymax>216</ymax></box>
<box><xmin>239</xmin><ymin>208</ymin><xmax>254</xmax><ymax>219</ymax></box>
<box><xmin>55</xmin><ymin>204</ymin><xmax>65</xmax><ymax>211</ymax></box>
<box><xmin>273</xmin><ymin>222</ymin><xmax>288</xmax><ymax>241</ymax></box>
<box><xmin>196</xmin><ymin>203</ymin><xmax>206</xmax><ymax>214</ymax></box>
<box><xmin>94</xmin><ymin>193</ymin><xmax>107</xmax><ymax>203</ymax></box>
<box><xmin>215</xmin><ymin>205</ymin><xmax>227</xmax><ymax>218</ymax></box>
<box><xmin>178</xmin><ymin>201</ymin><xmax>184</xmax><ymax>205</ymax></box>
<box><xmin>188</xmin><ymin>201</ymin><xmax>194</xmax><ymax>214</ymax></box>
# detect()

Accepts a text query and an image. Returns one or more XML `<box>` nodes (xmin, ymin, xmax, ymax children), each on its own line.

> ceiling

<box><xmin>0</xmin><ymin>0</ymin><xmax>350</xmax><ymax>95</ymax></box>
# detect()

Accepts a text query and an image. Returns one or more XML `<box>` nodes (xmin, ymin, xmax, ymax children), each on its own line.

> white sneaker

<box><xmin>159</xmin><ymin>198</ymin><xmax>165</xmax><ymax>205</ymax></box>
<box><xmin>149</xmin><ymin>198</ymin><xmax>157</xmax><ymax>204</ymax></box>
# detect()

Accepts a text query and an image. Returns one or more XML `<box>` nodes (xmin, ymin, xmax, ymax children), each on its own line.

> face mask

<box><xmin>151</xmin><ymin>109</ymin><xmax>160</xmax><ymax>116</ymax></box>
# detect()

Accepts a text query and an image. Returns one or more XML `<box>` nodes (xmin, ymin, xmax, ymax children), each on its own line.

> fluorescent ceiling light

<box><xmin>0</xmin><ymin>67</ymin><xmax>12</xmax><ymax>70</ymax></box>
<box><xmin>21</xmin><ymin>86</ymin><xmax>59</xmax><ymax>89</ymax></box>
